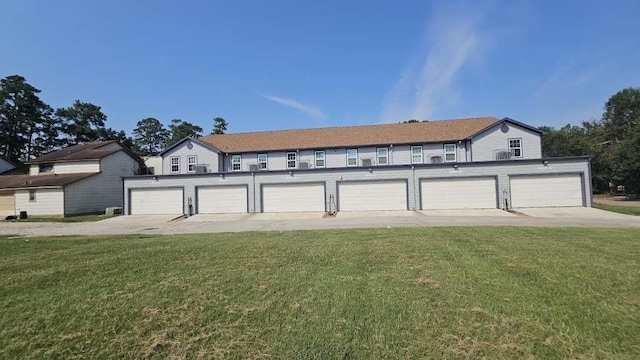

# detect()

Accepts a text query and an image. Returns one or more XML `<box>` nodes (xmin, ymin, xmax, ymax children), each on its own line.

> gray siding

<box><xmin>64</xmin><ymin>151</ymin><xmax>140</xmax><ymax>215</ymax></box>
<box><xmin>472</xmin><ymin>123</ymin><xmax>542</xmax><ymax>161</ymax></box>
<box><xmin>0</xmin><ymin>158</ymin><xmax>15</xmax><ymax>174</ymax></box>
<box><xmin>163</xmin><ymin>140</ymin><xmax>220</xmax><ymax>174</ymax></box>
<box><xmin>124</xmin><ymin>157</ymin><xmax>592</xmax><ymax>215</ymax></box>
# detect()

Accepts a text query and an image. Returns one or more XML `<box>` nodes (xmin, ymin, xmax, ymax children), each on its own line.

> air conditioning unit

<box><xmin>249</xmin><ymin>164</ymin><xmax>259</xmax><ymax>171</ymax></box>
<box><xmin>495</xmin><ymin>151</ymin><xmax>512</xmax><ymax>160</ymax></box>
<box><xmin>361</xmin><ymin>158</ymin><xmax>373</xmax><ymax>167</ymax></box>
<box><xmin>430</xmin><ymin>156</ymin><xmax>443</xmax><ymax>164</ymax></box>
<box><xmin>299</xmin><ymin>162</ymin><xmax>310</xmax><ymax>169</ymax></box>
<box><xmin>195</xmin><ymin>165</ymin><xmax>208</xmax><ymax>174</ymax></box>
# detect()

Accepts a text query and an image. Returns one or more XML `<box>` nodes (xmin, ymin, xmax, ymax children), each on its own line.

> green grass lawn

<box><xmin>594</xmin><ymin>203</ymin><xmax>640</xmax><ymax>216</ymax></box>
<box><xmin>3</xmin><ymin>214</ymin><xmax>119</xmax><ymax>223</ymax></box>
<box><xmin>1</xmin><ymin>228</ymin><xmax>639</xmax><ymax>359</ymax></box>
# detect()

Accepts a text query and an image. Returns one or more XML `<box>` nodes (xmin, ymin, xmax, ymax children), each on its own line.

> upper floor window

<box><xmin>509</xmin><ymin>138</ymin><xmax>522</xmax><ymax>158</ymax></box>
<box><xmin>29</xmin><ymin>190</ymin><xmax>36</xmax><ymax>202</ymax></box>
<box><xmin>377</xmin><ymin>148</ymin><xmax>388</xmax><ymax>165</ymax></box>
<box><xmin>231</xmin><ymin>155</ymin><xmax>241</xmax><ymax>171</ymax></box>
<box><xmin>257</xmin><ymin>153</ymin><xmax>268</xmax><ymax>170</ymax></box>
<box><xmin>411</xmin><ymin>146</ymin><xmax>423</xmax><ymax>164</ymax></box>
<box><xmin>315</xmin><ymin>151</ymin><xmax>325</xmax><ymax>168</ymax></box>
<box><xmin>444</xmin><ymin>144</ymin><xmax>456</xmax><ymax>162</ymax></box>
<box><xmin>187</xmin><ymin>155</ymin><xmax>197</xmax><ymax>173</ymax></box>
<box><xmin>170</xmin><ymin>156</ymin><xmax>180</xmax><ymax>173</ymax></box>
<box><xmin>38</xmin><ymin>163</ymin><xmax>53</xmax><ymax>173</ymax></box>
<box><xmin>287</xmin><ymin>152</ymin><xmax>297</xmax><ymax>169</ymax></box>
<box><xmin>347</xmin><ymin>149</ymin><xmax>358</xmax><ymax>167</ymax></box>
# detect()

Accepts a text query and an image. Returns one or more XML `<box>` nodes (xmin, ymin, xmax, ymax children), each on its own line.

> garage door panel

<box><xmin>0</xmin><ymin>191</ymin><xmax>15</xmax><ymax>213</ymax></box>
<box><xmin>511</xmin><ymin>174</ymin><xmax>583</xmax><ymax>208</ymax></box>
<box><xmin>338</xmin><ymin>181</ymin><xmax>407</xmax><ymax>211</ymax></box>
<box><xmin>422</xmin><ymin>177</ymin><xmax>497</xmax><ymax>210</ymax></box>
<box><xmin>198</xmin><ymin>186</ymin><xmax>247</xmax><ymax>214</ymax></box>
<box><xmin>262</xmin><ymin>183</ymin><xmax>325</xmax><ymax>212</ymax></box>
<box><xmin>130</xmin><ymin>188</ymin><xmax>183</xmax><ymax>215</ymax></box>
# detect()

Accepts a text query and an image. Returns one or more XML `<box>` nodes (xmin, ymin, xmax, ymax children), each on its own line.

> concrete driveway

<box><xmin>1</xmin><ymin>207</ymin><xmax>639</xmax><ymax>237</ymax></box>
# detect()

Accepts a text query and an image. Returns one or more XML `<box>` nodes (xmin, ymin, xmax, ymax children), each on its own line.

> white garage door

<box><xmin>511</xmin><ymin>174</ymin><xmax>583</xmax><ymax>208</ymax></box>
<box><xmin>262</xmin><ymin>183</ymin><xmax>325</xmax><ymax>212</ymax></box>
<box><xmin>338</xmin><ymin>180</ymin><xmax>407</xmax><ymax>211</ymax></box>
<box><xmin>421</xmin><ymin>177</ymin><xmax>497</xmax><ymax>210</ymax></box>
<box><xmin>198</xmin><ymin>186</ymin><xmax>247</xmax><ymax>214</ymax></box>
<box><xmin>130</xmin><ymin>188</ymin><xmax>183</xmax><ymax>215</ymax></box>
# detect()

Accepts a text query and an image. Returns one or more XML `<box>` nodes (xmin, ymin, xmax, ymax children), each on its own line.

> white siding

<box><xmin>163</xmin><ymin>140</ymin><xmax>220</xmax><ymax>175</ymax></box>
<box><xmin>54</xmin><ymin>161</ymin><xmax>101</xmax><ymax>174</ymax></box>
<box><xmin>143</xmin><ymin>156</ymin><xmax>163</xmax><ymax>175</ymax></box>
<box><xmin>64</xmin><ymin>151</ymin><xmax>140</xmax><ymax>215</ymax></box>
<box><xmin>472</xmin><ymin>123</ymin><xmax>542</xmax><ymax>162</ymax></box>
<box><xmin>130</xmin><ymin>188</ymin><xmax>184</xmax><ymax>215</ymax></box>
<box><xmin>15</xmin><ymin>189</ymin><xmax>64</xmax><ymax>216</ymax></box>
<box><xmin>29</xmin><ymin>165</ymin><xmax>39</xmax><ymax>176</ymax></box>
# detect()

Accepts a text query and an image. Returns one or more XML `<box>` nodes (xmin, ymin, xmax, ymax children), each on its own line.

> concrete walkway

<box><xmin>1</xmin><ymin>208</ymin><xmax>639</xmax><ymax>237</ymax></box>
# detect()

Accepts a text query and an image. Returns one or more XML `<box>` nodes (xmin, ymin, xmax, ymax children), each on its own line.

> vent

<box><xmin>299</xmin><ymin>162</ymin><xmax>310</xmax><ymax>169</ymax></box>
<box><xmin>249</xmin><ymin>164</ymin><xmax>259</xmax><ymax>171</ymax></box>
<box><xmin>495</xmin><ymin>150</ymin><xmax>512</xmax><ymax>160</ymax></box>
<box><xmin>361</xmin><ymin>158</ymin><xmax>373</xmax><ymax>167</ymax></box>
<box><xmin>430</xmin><ymin>156</ymin><xmax>443</xmax><ymax>164</ymax></box>
<box><xmin>195</xmin><ymin>165</ymin><xmax>208</xmax><ymax>174</ymax></box>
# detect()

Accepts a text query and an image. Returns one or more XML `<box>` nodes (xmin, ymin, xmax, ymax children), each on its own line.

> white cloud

<box><xmin>381</xmin><ymin>6</ymin><xmax>484</xmax><ymax>123</ymax></box>
<box><xmin>261</xmin><ymin>95</ymin><xmax>325</xmax><ymax>120</ymax></box>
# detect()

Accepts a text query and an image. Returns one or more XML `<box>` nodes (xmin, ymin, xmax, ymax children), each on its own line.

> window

<box><xmin>231</xmin><ymin>155</ymin><xmax>241</xmax><ymax>171</ymax></box>
<box><xmin>170</xmin><ymin>156</ymin><xmax>180</xmax><ymax>173</ymax></box>
<box><xmin>257</xmin><ymin>153</ymin><xmax>268</xmax><ymax>170</ymax></box>
<box><xmin>38</xmin><ymin>163</ymin><xmax>53</xmax><ymax>173</ymax></box>
<box><xmin>377</xmin><ymin>148</ymin><xmax>388</xmax><ymax>165</ymax></box>
<box><xmin>187</xmin><ymin>155</ymin><xmax>197</xmax><ymax>173</ymax></box>
<box><xmin>346</xmin><ymin>149</ymin><xmax>358</xmax><ymax>167</ymax></box>
<box><xmin>411</xmin><ymin>146</ymin><xmax>423</xmax><ymax>164</ymax></box>
<box><xmin>315</xmin><ymin>151</ymin><xmax>325</xmax><ymax>168</ymax></box>
<box><xmin>509</xmin><ymin>138</ymin><xmax>522</xmax><ymax>158</ymax></box>
<box><xmin>29</xmin><ymin>190</ymin><xmax>36</xmax><ymax>202</ymax></box>
<box><xmin>287</xmin><ymin>152</ymin><xmax>297</xmax><ymax>169</ymax></box>
<box><xmin>444</xmin><ymin>144</ymin><xmax>456</xmax><ymax>162</ymax></box>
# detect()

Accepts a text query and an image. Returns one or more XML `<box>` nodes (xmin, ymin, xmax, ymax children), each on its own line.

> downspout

<box><xmin>252</xmin><ymin>171</ymin><xmax>256</xmax><ymax>213</ymax></box>
<box><xmin>412</xmin><ymin>165</ymin><xmax>418</xmax><ymax>211</ymax></box>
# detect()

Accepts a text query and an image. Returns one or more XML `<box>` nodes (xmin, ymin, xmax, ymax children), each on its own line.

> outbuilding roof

<box><xmin>0</xmin><ymin>172</ymin><xmax>99</xmax><ymax>190</ymax></box>
<box><xmin>199</xmin><ymin>117</ymin><xmax>499</xmax><ymax>153</ymax></box>
<box><xmin>26</xmin><ymin>141</ymin><xmax>120</xmax><ymax>164</ymax></box>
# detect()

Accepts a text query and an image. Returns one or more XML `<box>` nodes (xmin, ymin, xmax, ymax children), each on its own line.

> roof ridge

<box><xmin>201</xmin><ymin>116</ymin><xmax>498</xmax><ymax>138</ymax></box>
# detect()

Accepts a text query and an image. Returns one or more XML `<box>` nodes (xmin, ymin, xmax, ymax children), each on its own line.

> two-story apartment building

<box><xmin>0</xmin><ymin>141</ymin><xmax>142</xmax><ymax>217</ymax></box>
<box><xmin>124</xmin><ymin>117</ymin><xmax>592</xmax><ymax>215</ymax></box>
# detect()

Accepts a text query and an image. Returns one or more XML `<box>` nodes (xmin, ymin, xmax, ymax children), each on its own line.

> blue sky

<box><xmin>1</xmin><ymin>0</ymin><xmax>639</xmax><ymax>135</ymax></box>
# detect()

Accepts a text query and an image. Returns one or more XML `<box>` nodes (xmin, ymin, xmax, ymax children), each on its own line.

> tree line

<box><xmin>541</xmin><ymin>87</ymin><xmax>640</xmax><ymax>194</ymax></box>
<box><xmin>1</xmin><ymin>74</ymin><xmax>638</xmax><ymax>194</ymax></box>
<box><xmin>0</xmin><ymin>75</ymin><xmax>228</xmax><ymax>164</ymax></box>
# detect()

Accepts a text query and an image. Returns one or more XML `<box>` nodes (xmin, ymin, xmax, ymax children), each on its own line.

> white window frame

<box><xmin>411</xmin><ymin>146</ymin><xmax>423</xmax><ymax>164</ymax></box>
<box><xmin>444</xmin><ymin>144</ymin><xmax>457</xmax><ymax>162</ymax></box>
<box><xmin>377</xmin><ymin>147</ymin><xmax>389</xmax><ymax>165</ymax></box>
<box><xmin>170</xmin><ymin>156</ymin><xmax>180</xmax><ymax>173</ymax></box>
<box><xmin>509</xmin><ymin>138</ymin><xmax>522</xmax><ymax>158</ymax></box>
<box><xmin>231</xmin><ymin>155</ymin><xmax>242</xmax><ymax>171</ymax></box>
<box><xmin>257</xmin><ymin>153</ymin><xmax>268</xmax><ymax>170</ymax></box>
<box><xmin>346</xmin><ymin>149</ymin><xmax>358</xmax><ymax>167</ymax></box>
<box><xmin>287</xmin><ymin>152</ymin><xmax>297</xmax><ymax>169</ymax></box>
<box><xmin>29</xmin><ymin>190</ymin><xmax>36</xmax><ymax>202</ymax></box>
<box><xmin>187</xmin><ymin>155</ymin><xmax>197</xmax><ymax>173</ymax></box>
<box><xmin>315</xmin><ymin>150</ymin><xmax>325</xmax><ymax>168</ymax></box>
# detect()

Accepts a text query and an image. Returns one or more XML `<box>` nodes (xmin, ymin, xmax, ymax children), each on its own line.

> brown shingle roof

<box><xmin>27</xmin><ymin>141</ymin><xmax>120</xmax><ymax>164</ymax></box>
<box><xmin>200</xmin><ymin>117</ymin><xmax>498</xmax><ymax>153</ymax></box>
<box><xmin>0</xmin><ymin>173</ymin><xmax>99</xmax><ymax>190</ymax></box>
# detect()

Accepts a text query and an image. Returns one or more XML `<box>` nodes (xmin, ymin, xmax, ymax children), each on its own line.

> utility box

<box><xmin>105</xmin><ymin>207</ymin><xmax>123</xmax><ymax>216</ymax></box>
